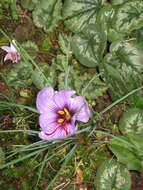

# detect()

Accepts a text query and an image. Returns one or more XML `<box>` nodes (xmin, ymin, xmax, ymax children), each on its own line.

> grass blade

<box><xmin>0</xmin><ymin>147</ymin><xmax>48</xmax><ymax>169</ymax></box>
<box><xmin>45</xmin><ymin>143</ymin><xmax>77</xmax><ymax>190</ymax></box>
<box><xmin>0</xmin><ymin>101</ymin><xmax>39</xmax><ymax>113</ymax></box>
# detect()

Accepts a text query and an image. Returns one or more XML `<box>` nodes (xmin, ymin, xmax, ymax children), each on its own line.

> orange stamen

<box><xmin>58</xmin><ymin>110</ymin><xmax>65</xmax><ymax>115</ymax></box>
<box><xmin>64</xmin><ymin>108</ymin><xmax>71</xmax><ymax>121</ymax></box>
<box><xmin>57</xmin><ymin>118</ymin><xmax>64</xmax><ymax>124</ymax></box>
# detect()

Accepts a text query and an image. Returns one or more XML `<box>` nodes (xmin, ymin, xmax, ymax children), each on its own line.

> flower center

<box><xmin>45</xmin><ymin>108</ymin><xmax>71</xmax><ymax>137</ymax></box>
<box><xmin>57</xmin><ymin>108</ymin><xmax>71</xmax><ymax>136</ymax></box>
<box><xmin>57</xmin><ymin>108</ymin><xmax>71</xmax><ymax>124</ymax></box>
<box><xmin>11</xmin><ymin>52</ymin><xmax>17</xmax><ymax>61</ymax></box>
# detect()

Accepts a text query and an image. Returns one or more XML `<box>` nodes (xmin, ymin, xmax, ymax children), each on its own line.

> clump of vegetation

<box><xmin>0</xmin><ymin>0</ymin><xmax>143</xmax><ymax>189</ymax></box>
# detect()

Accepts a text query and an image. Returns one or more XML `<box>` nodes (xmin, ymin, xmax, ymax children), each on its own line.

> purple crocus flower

<box><xmin>1</xmin><ymin>40</ymin><xmax>21</xmax><ymax>63</ymax></box>
<box><xmin>36</xmin><ymin>87</ymin><xmax>90</xmax><ymax>141</ymax></box>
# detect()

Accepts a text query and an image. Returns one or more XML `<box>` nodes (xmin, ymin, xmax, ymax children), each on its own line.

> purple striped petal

<box><xmin>1</xmin><ymin>46</ymin><xmax>11</xmax><ymax>52</ymax></box>
<box><xmin>36</xmin><ymin>87</ymin><xmax>55</xmax><ymax>114</ymax></box>
<box><xmin>39</xmin><ymin>119</ymin><xmax>77</xmax><ymax>141</ymax></box>
<box><xmin>66</xmin><ymin>120</ymin><xmax>77</xmax><ymax>135</ymax></box>
<box><xmin>39</xmin><ymin>113</ymin><xmax>57</xmax><ymax>133</ymax></box>
<box><xmin>37</xmin><ymin>88</ymin><xmax>90</xmax><ymax>141</ymax></box>
<box><xmin>4</xmin><ymin>53</ymin><xmax>12</xmax><ymax>61</ymax></box>
<box><xmin>10</xmin><ymin>42</ymin><xmax>17</xmax><ymax>52</ymax></box>
<box><xmin>54</xmin><ymin>90</ymin><xmax>76</xmax><ymax>109</ymax></box>
<box><xmin>72</xmin><ymin>96</ymin><xmax>90</xmax><ymax>122</ymax></box>
<box><xmin>39</xmin><ymin>128</ymin><xmax>65</xmax><ymax>141</ymax></box>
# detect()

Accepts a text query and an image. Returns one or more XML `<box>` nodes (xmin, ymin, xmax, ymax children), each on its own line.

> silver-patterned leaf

<box><xmin>95</xmin><ymin>160</ymin><xmax>131</xmax><ymax>190</ymax></box>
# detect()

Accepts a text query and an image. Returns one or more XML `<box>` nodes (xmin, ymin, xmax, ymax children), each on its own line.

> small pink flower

<box><xmin>36</xmin><ymin>87</ymin><xmax>90</xmax><ymax>141</ymax></box>
<box><xmin>1</xmin><ymin>40</ymin><xmax>21</xmax><ymax>63</ymax></box>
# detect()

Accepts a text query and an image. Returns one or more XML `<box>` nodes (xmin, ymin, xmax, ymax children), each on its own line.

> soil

<box><xmin>131</xmin><ymin>172</ymin><xmax>143</xmax><ymax>190</ymax></box>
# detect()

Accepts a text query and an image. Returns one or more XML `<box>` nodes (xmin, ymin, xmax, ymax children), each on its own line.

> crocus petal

<box><xmin>10</xmin><ymin>42</ymin><xmax>17</xmax><ymax>52</ymax></box>
<box><xmin>39</xmin><ymin>131</ymin><xmax>51</xmax><ymax>141</ymax></box>
<box><xmin>36</xmin><ymin>87</ymin><xmax>55</xmax><ymax>113</ymax></box>
<box><xmin>13</xmin><ymin>55</ymin><xmax>18</xmax><ymax>63</ymax></box>
<box><xmin>37</xmin><ymin>88</ymin><xmax>90</xmax><ymax>141</ymax></box>
<box><xmin>4</xmin><ymin>53</ymin><xmax>12</xmax><ymax>61</ymax></box>
<box><xmin>54</xmin><ymin>90</ymin><xmax>76</xmax><ymax>109</ymax></box>
<box><xmin>17</xmin><ymin>54</ymin><xmax>21</xmax><ymax>61</ymax></box>
<box><xmin>39</xmin><ymin>130</ymin><xmax>64</xmax><ymax>141</ymax></box>
<box><xmin>72</xmin><ymin>96</ymin><xmax>90</xmax><ymax>122</ymax></box>
<box><xmin>1</xmin><ymin>46</ymin><xmax>11</xmax><ymax>52</ymax></box>
<box><xmin>39</xmin><ymin>131</ymin><xmax>58</xmax><ymax>141</ymax></box>
<box><xmin>12</xmin><ymin>59</ymin><xmax>17</xmax><ymax>64</ymax></box>
<box><xmin>39</xmin><ymin>113</ymin><xmax>57</xmax><ymax>133</ymax></box>
<box><xmin>39</xmin><ymin>127</ymin><xmax>65</xmax><ymax>141</ymax></box>
<box><xmin>14</xmin><ymin>53</ymin><xmax>21</xmax><ymax>63</ymax></box>
<box><xmin>66</xmin><ymin>120</ymin><xmax>77</xmax><ymax>135</ymax></box>
<box><xmin>39</xmin><ymin>121</ymin><xmax>77</xmax><ymax>141</ymax></box>
<box><xmin>51</xmin><ymin>127</ymin><xmax>67</xmax><ymax>140</ymax></box>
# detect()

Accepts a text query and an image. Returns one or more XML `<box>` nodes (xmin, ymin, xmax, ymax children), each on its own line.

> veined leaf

<box><xmin>32</xmin><ymin>0</ymin><xmax>62</xmax><ymax>33</ymax></box>
<box><xmin>112</xmin><ymin>1</ymin><xmax>143</xmax><ymax>36</ymax></box>
<box><xmin>58</xmin><ymin>33</ymin><xmax>72</xmax><ymax>55</ymax></box>
<box><xmin>108</xmin><ymin>134</ymin><xmax>143</xmax><ymax>173</ymax></box>
<box><xmin>111</xmin><ymin>0</ymin><xmax>128</xmax><ymax>5</ymax></box>
<box><xmin>7</xmin><ymin>63</ymin><xmax>33</xmax><ymax>89</ymax></box>
<box><xmin>95</xmin><ymin>160</ymin><xmax>131</xmax><ymax>190</ymax></box>
<box><xmin>20</xmin><ymin>0</ymin><xmax>38</xmax><ymax>10</ymax></box>
<box><xmin>119</xmin><ymin>108</ymin><xmax>143</xmax><ymax>135</ymax></box>
<box><xmin>63</xmin><ymin>0</ymin><xmax>106</xmax><ymax>33</ymax></box>
<box><xmin>102</xmin><ymin>40</ymin><xmax>143</xmax><ymax>101</ymax></box>
<box><xmin>72</xmin><ymin>24</ymin><xmax>107</xmax><ymax>67</ymax></box>
<box><xmin>32</xmin><ymin>62</ymin><xmax>56</xmax><ymax>89</ymax></box>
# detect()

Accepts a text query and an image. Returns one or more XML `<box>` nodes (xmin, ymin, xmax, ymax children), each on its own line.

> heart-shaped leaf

<box><xmin>7</xmin><ymin>63</ymin><xmax>33</xmax><ymax>89</ymax></box>
<box><xmin>58</xmin><ymin>33</ymin><xmax>72</xmax><ymax>55</ymax></box>
<box><xmin>63</xmin><ymin>0</ymin><xmax>105</xmax><ymax>33</ymax></box>
<box><xmin>102</xmin><ymin>40</ymin><xmax>143</xmax><ymax>100</ymax></box>
<box><xmin>119</xmin><ymin>108</ymin><xmax>143</xmax><ymax>135</ymax></box>
<box><xmin>111</xmin><ymin>0</ymin><xmax>128</xmax><ymax>5</ymax></box>
<box><xmin>111</xmin><ymin>1</ymin><xmax>143</xmax><ymax>37</ymax></box>
<box><xmin>72</xmin><ymin>24</ymin><xmax>107</xmax><ymax>67</ymax></box>
<box><xmin>108</xmin><ymin>134</ymin><xmax>143</xmax><ymax>173</ymax></box>
<box><xmin>32</xmin><ymin>0</ymin><xmax>62</xmax><ymax>33</ymax></box>
<box><xmin>21</xmin><ymin>0</ymin><xmax>38</xmax><ymax>10</ymax></box>
<box><xmin>95</xmin><ymin>160</ymin><xmax>131</xmax><ymax>190</ymax></box>
<box><xmin>32</xmin><ymin>62</ymin><xmax>56</xmax><ymax>89</ymax></box>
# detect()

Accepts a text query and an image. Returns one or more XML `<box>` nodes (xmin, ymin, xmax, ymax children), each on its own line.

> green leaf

<box><xmin>133</xmin><ymin>97</ymin><xmax>143</xmax><ymax>109</ymax></box>
<box><xmin>119</xmin><ymin>108</ymin><xmax>143</xmax><ymax>135</ymax></box>
<box><xmin>22</xmin><ymin>41</ymin><xmax>38</xmax><ymax>60</ymax></box>
<box><xmin>0</xmin><ymin>147</ymin><xmax>5</xmax><ymax>164</ymax></box>
<box><xmin>111</xmin><ymin>0</ymin><xmax>128</xmax><ymax>5</ymax></box>
<box><xmin>108</xmin><ymin>134</ymin><xmax>143</xmax><ymax>173</ymax></box>
<box><xmin>58</xmin><ymin>33</ymin><xmax>72</xmax><ymax>55</ymax></box>
<box><xmin>95</xmin><ymin>160</ymin><xmax>131</xmax><ymax>190</ymax></box>
<box><xmin>63</xmin><ymin>0</ymin><xmax>105</xmax><ymax>33</ymax></box>
<box><xmin>55</xmin><ymin>55</ymin><xmax>108</xmax><ymax>100</ymax></box>
<box><xmin>102</xmin><ymin>40</ymin><xmax>143</xmax><ymax>101</ymax></box>
<box><xmin>32</xmin><ymin>62</ymin><xmax>56</xmax><ymax>89</ymax></box>
<box><xmin>7</xmin><ymin>63</ymin><xmax>33</xmax><ymax>89</ymax></box>
<box><xmin>58</xmin><ymin>68</ymin><xmax>108</xmax><ymax>100</ymax></box>
<box><xmin>111</xmin><ymin>1</ymin><xmax>143</xmax><ymax>37</ymax></box>
<box><xmin>131</xmin><ymin>27</ymin><xmax>143</xmax><ymax>43</ymax></box>
<box><xmin>110</xmin><ymin>40</ymin><xmax>143</xmax><ymax>72</ymax></box>
<box><xmin>41</xmin><ymin>35</ymin><xmax>52</xmax><ymax>52</ymax></box>
<box><xmin>32</xmin><ymin>0</ymin><xmax>62</xmax><ymax>33</ymax></box>
<box><xmin>72</xmin><ymin>24</ymin><xmax>107</xmax><ymax>67</ymax></box>
<box><xmin>20</xmin><ymin>0</ymin><xmax>38</xmax><ymax>10</ymax></box>
<box><xmin>97</xmin><ymin>4</ymin><xmax>119</xmax><ymax>42</ymax></box>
